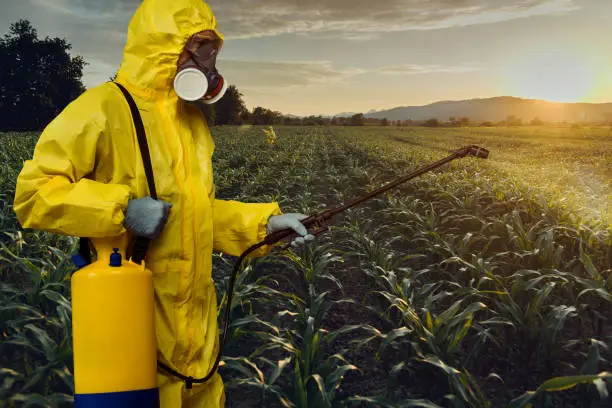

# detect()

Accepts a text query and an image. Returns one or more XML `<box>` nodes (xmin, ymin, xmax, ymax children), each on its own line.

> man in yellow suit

<box><xmin>13</xmin><ymin>0</ymin><xmax>314</xmax><ymax>406</ymax></box>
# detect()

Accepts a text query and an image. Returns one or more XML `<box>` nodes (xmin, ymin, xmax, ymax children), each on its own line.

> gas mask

<box><xmin>173</xmin><ymin>40</ymin><xmax>227</xmax><ymax>104</ymax></box>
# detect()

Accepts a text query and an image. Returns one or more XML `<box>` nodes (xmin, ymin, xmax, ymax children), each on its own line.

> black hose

<box><xmin>157</xmin><ymin>240</ymin><xmax>267</xmax><ymax>389</ymax></box>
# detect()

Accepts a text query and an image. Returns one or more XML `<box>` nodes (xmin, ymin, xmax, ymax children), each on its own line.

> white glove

<box><xmin>266</xmin><ymin>213</ymin><xmax>316</xmax><ymax>247</ymax></box>
<box><xmin>124</xmin><ymin>196</ymin><xmax>172</xmax><ymax>240</ymax></box>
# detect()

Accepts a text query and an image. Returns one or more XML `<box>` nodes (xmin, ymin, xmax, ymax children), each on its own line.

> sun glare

<box><xmin>503</xmin><ymin>50</ymin><xmax>594</xmax><ymax>103</ymax></box>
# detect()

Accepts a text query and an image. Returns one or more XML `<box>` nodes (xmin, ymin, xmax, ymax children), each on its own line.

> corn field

<box><xmin>1</xmin><ymin>125</ymin><xmax>611</xmax><ymax>408</ymax></box>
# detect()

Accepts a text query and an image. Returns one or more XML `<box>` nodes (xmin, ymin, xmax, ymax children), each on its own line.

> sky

<box><xmin>1</xmin><ymin>0</ymin><xmax>611</xmax><ymax>116</ymax></box>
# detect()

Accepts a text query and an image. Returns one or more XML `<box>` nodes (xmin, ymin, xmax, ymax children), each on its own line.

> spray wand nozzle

<box><xmin>263</xmin><ymin>145</ymin><xmax>489</xmax><ymax>249</ymax></box>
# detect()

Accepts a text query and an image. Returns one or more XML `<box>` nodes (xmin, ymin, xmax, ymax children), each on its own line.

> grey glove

<box><xmin>267</xmin><ymin>213</ymin><xmax>316</xmax><ymax>247</ymax></box>
<box><xmin>124</xmin><ymin>196</ymin><xmax>172</xmax><ymax>240</ymax></box>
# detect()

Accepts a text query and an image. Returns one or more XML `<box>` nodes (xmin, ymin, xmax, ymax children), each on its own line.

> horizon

<box><xmin>291</xmin><ymin>95</ymin><xmax>612</xmax><ymax>118</ymax></box>
<box><xmin>1</xmin><ymin>0</ymin><xmax>611</xmax><ymax>116</ymax></box>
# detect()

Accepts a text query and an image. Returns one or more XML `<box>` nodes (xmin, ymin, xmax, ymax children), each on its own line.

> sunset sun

<box><xmin>503</xmin><ymin>50</ymin><xmax>594</xmax><ymax>103</ymax></box>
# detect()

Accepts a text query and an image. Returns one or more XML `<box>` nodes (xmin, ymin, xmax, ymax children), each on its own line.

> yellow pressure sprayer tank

<box><xmin>71</xmin><ymin>244</ymin><xmax>159</xmax><ymax>407</ymax></box>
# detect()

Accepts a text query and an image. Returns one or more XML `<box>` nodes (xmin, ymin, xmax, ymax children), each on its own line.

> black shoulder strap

<box><xmin>113</xmin><ymin>82</ymin><xmax>158</xmax><ymax>200</ymax></box>
<box><xmin>78</xmin><ymin>236</ymin><xmax>92</xmax><ymax>265</ymax></box>
<box><xmin>77</xmin><ymin>81</ymin><xmax>157</xmax><ymax>266</ymax></box>
<box><xmin>113</xmin><ymin>82</ymin><xmax>157</xmax><ymax>265</ymax></box>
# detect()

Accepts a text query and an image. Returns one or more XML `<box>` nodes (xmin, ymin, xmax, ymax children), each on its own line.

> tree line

<box><xmin>420</xmin><ymin>115</ymin><xmax>545</xmax><ymax>127</ymax></box>
<box><xmin>2</xmin><ymin>19</ymin><xmax>606</xmax><ymax>131</ymax></box>
<box><xmin>0</xmin><ymin>19</ymin><xmax>375</xmax><ymax>131</ymax></box>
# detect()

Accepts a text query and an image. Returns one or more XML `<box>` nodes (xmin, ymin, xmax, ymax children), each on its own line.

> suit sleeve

<box><xmin>208</xmin><ymin>184</ymin><xmax>283</xmax><ymax>258</ymax></box>
<box><xmin>195</xmin><ymin>112</ymin><xmax>282</xmax><ymax>258</ymax></box>
<box><xmin>13</xmin><ymin>96</ymin><xmax>132</xmax><ymax>238</ymax></box>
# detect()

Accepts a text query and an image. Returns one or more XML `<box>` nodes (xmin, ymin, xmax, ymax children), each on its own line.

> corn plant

<box><xmin>2</xmin><ymin>126</ymin><xmax>611</xmax><ymax>407</ymax></box>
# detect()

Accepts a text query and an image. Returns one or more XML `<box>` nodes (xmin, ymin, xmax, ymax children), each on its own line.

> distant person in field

<box><xmin>13</xmin><ymin>0</ymin><xmax>314</xmax><ymax>406</ymax></box>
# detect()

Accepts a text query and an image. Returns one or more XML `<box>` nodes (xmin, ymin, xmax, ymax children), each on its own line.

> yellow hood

<box><xmin>116</xmin><ymin>0</ymin><xmax>224</xmax><ymax>100</ymax></box>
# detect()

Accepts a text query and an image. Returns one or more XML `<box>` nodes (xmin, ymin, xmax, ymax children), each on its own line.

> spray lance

<box><xmin>69</xmin><ymin>83</ymin><xmax>488</xmax><ymax>406</ymax></box>
<box><xmin>158</xmin><ymin>144</ymin><xmax>490</xmax><ymax>389</ymax></box>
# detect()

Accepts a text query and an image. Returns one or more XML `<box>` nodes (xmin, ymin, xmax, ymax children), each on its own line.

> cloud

<box><xmin>217</xmin><ymin>59</ymin><xmax>364</xmax><ymax>93</ymax></box>
<box><xmin>18</xmin><ymin>0</ymin><xmax>579</xmax><ymax>43</ymax></box>
<box><xmin>376</xmin><ymin>63</ymin><xmax>483</xmax><ymax>75</ymax></box>
<box><xmin>29</xmin><ymin>0</ymin><xmax>138</xmax><ymax>23</ymax></box>
<box><xmin>217</xmin><ymin>59</ymin><xmax>481</xmax><ymax>94</ymax></box>
<box><xmin>206</xmin><ymin>0</ymin><xmax>579</xmax><ymax>39</ymax></box>
<box><xmin>82</xmin><ymin>58</ymin><xmax>122</xmax><ymax>88</ymax></box>
<box><xmin>0</xmin><ymin>0</ymin><xmax>578</xmax><ymax>98</ymax></box>
<box><xmin>1</xmin><ymin>0</ymin><xmax>490</xmax><ymax>90</ymax></box>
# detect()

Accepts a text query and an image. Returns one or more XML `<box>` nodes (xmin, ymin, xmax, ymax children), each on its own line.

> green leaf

<box><xmin>324</xmin><ymin>324</ymin><xmax>364</xmax><ymax>345</ymax></box>
<box><xmin>425</xmin><ymin>310</ymin><xmax>433</xmax><ymax>331</ymax></box>
<box><xmin>579</xmin><ymin>249</ymin><xmax>602</xmax><ymax>281</ymax></box>
<box><xmin>48</xmin><ymin>393</ymin><xmax>74</xmax><ymax>405</ymax></box>
<box><xmin>308</xmin><ymin>374</ymin><xmax>330</xmax><ymax>408</ymax></box>
<box><xmin>396</xmin><ymin>400</ymin><xmax>444</xmax><ymax>408</ymax></box>
<box><xmin>229</xmin><ymin>315</ymin><xmax>280</xmax><ymax>335</ymax></box>
<box><xmin>510</xmin><ymin>372</ymin><xmax>612</xmax><ymax>407</ymax></box>
<box><xmin>452</xmin><ymin>302</ymin><xmax>487</xmax><ymax>325</ymax></box>
<box><xmin>293</xmin><ymin>358</ymin><xmax>307</xmax><ymax>408</ymax></box>
<box><xmin>479</xmin><ymin>317</ymin><xmax>514</xmax><ymax>327</ymax></box>
<box><xmin>39</xmin><ymin>289</ymin><xmax>71</xmax><ymax>312</ymax></box>
<box><xmin>24</xmin><ymin>324</ymin><xmax>57</xmax><ymax>359</ymax></box>
<box><xmin>326</xmin><ymin>363</ymin><xmax>359</xmax><ymax>390</ymax></box>
<box><xmin>508</xmin><ymin>391</ymin><xmax>537</xmax><ymax>408</ymax></box>
<box><xmin>581</xmin><ymin>339</ymin><xmax>604</xmax><ymax>375</ymax></box>
<box><xmin>221</xmin><ymin>357</ymin><xmax>263</xmax><ymax>383</ymax></box>
<box><xmin>592</xmin><ymin>379</ymin><xmax>609</xmax><ymax>400</ymax></box>
<box><xmin>268</xmin><ymin>357</ymin><xmax>292</xmax><ymax>386</ymax></box>
<box><xmin>449</xmin><ymin>317</ymin><xmax>473</xmax><ymax>353</ymax></box>
<box><xmin>577</xmin><ymin>287</ymin><xmax>612</xmax><ymax>302</ymax></box>
<box><xmin>418</xmin><ymin>355</ymin><xmax>460</xmax><ymax>376</ymax></box>
<box><xmin>21</xmin><ymin>361</ymin><xmax>54</xmax><ymax>392</ymax></box>
<box><xmin>536</xmin><ymin>372</ymin><xmax>612</xmax><ymax>392</ymax></box>
<box><xmin>434</xmin><ymin>299</ymin><xmax>464</xmax><ymax>328</ymax></box>
<box><xmin>380</xmin><ymin>327</ymin><xmax>412</xmax><ymax>353</ymax></box>
<box><xmin>10</xmin><ymin>393</ymin><xmax>51</xmax><ymax>407</ymax></box>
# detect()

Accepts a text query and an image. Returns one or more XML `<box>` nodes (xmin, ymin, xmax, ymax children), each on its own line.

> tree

<box><xmin>0</xmin><ymin>19</ymin><xmax>87</xmax><ymax>131</ymax></box>
<box><xmin>282</xmin><ymin>116</ymin><xmax>299</xmax><ymax>125</ymax></box>
<box><xmin>530</xmin><ymin>116</ymin><xmax>544</xmax><ymax>126</ymax></box>
<box><xmin>250</xmin><ymin>106</ymin><xmax>282</xmax><ymax>125</ymax></box>
<box><xmin>505</xmin><ymin>115</ymin><xmax>522</xmax><ymax>126</ymax></box>
<box><xmin>423</xmin><ymin>118</ymin><xmax>440</xmax><ymax>127</ymax></box>
<box><xmin>250</xmin><ymin>107</ymin><xmax>266</xmax><ymax>125</ymax></box>
<box><xmin>381</xmin><ymin>118</ymin><xmax>389</xmax><ymax>126</ymax></box>
<box><xmin>349</xmin><ymin>113</ymin><xmax>364</xmax><ymax>126</ymax></box>
<box><xmin>459</xmin><ymin>117</ymin><xmax>470</xmax><ymax>127</ymax></box>
<box><xmin>302</xmin><ymin>115</ymin><xmax>315</xmax><ymax>126</ymax></box>
<box><xmin>213</xmin><ymin>85</ymin><xmax>248</xmax><ymax>125</ymax></box>
<box><xmin>240</xmin><ymin>108</ymin><xmax>250</xmax><ymax>124</ymax></box>
<box><xmin>198</xmin><ymin>103</ymin><xmax>215</xmax><ymax>125</ymax></box>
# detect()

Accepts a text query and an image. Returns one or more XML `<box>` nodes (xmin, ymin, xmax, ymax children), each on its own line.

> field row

<box><xmin>0</xmin><ymin>127</ymin><xmax>610</xmax><ymax>408</ymax></box>
<box><xmin>208</xmin><ymin>126</ymin><xmax>611</xmax><ymax>407</ymax></box>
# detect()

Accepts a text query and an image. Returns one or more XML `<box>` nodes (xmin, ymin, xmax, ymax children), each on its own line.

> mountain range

<box><xmin>319</xmin><ymin>96</ymin><xmax>612</xmax><ymax>123</ymax></box>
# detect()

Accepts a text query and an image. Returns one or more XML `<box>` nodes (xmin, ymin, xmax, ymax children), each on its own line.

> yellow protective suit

<box><xmin>13</xmin><ymin>0</ymin><xmax>282</xmax><ymax>406</ymax></box>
